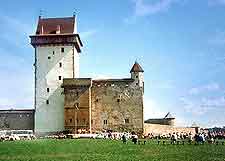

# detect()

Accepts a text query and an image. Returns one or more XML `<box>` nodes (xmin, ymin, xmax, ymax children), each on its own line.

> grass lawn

<box><xmin>0</xmin><ymin>139</ymin><xmax>224</xmax><ymax>161</ymax></box>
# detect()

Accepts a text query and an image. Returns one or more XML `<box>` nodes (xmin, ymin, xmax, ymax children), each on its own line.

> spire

<box><xmin>130</xmin><ymin>61</ymin><xmax>144</xmax><ymax>73</ymax></box>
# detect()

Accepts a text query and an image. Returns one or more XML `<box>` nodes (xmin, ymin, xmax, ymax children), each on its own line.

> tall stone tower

<box><xmin>30</xmin><ymin>15</ymin><xmax>83</xmax><ymax>135</ymax></box>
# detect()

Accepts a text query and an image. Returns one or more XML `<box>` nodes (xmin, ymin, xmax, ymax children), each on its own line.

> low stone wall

<box><xmin>0</xmin><ymin>109</ymin><xmax>34</xmax><ymax>130</ymax></box>
<box><xmin>144</xmin><ymin>123</ymin><xmax>197</xmax><ymax>136</ymax></box>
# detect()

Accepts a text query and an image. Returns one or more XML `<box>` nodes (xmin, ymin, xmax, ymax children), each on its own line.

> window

<box><xmin>136</xmin><ymin>75</ymin><xmax>138</xmax><ymax>78</ymax></box>
<box><xmin>136</xmin><ymin>83</ymin><xmax>139</xmax><ymax>86</ymax></box>
<box><xmin>104</xmin><ymin>120</ymin><xmax>108</xmax><ymax>125</ymax></box>
<box><xmin>96</xmin><ymin>99</ymin><xmax>99</xmax><ymax>102</ymax></box>
<box><xmin>59</xmin><ymin>76</ymin><xmax>62</xmax><ymax>80</ymax></box>
<box><xmin>53</xmin><ymin>51</ymin><xmax>55</xmax><ymax>55</ymax></box>
<box><xmin>47</xmin><ymin>88</ymin><xmax>49</xmax><ymax>93</ymax></box>
<box><xmin>69</xmin><ymin>119</ymin><xmax>72</xmax><ymax>123</ymax></box>
<box><xmin>76</xmin><ymin>92</ymin><xmax>79</xmax><ymax>96</ymax></box>
<box><xmin>46</xmin><ymin>100</ymin><xmax>49</xmax><ymax>105</ymax></box>
<box><xmin>59</xmin><ymin>62</ymin><xmax>62</xmax><ymax>68</ymax></box>
<box><xmin>48</xmin><ymin>56</ymin><xmax>51</xmax><ymax>59</ymax></box>
<box><xmin>117</xmin><ymin>99</ymin><xmax>120</xmax><ymax>103</ymax></box>
<box><xmin>61</xmin><ymin>48</ymin><xmax>64</xmax><ymax>53</ymax></box>
<box><xmin>125</xmin><ymin>119</ymin><xmax>129</xmax><ymax>124</ymax></box>
<box><xmin>91</xmin><ymin>120</ymin><xmax>93</xmax><ymax>124</ymax></box>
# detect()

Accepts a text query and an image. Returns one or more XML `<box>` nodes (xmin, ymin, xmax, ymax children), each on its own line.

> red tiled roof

<box><xmin>130</xmin><ymin>61</ymin><xmax>144</xmax><ymax>73</ymax></box>
<box><xmin>36</xmin><ymin>16</ymin><xmax>75</xmax><ymax>35</ymax></box>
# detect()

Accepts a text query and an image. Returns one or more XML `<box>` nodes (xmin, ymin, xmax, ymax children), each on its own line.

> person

<box><xmin>122</xmin><ymin>134</ymin><xmax>127</xmax><ymax>144</ymax></box>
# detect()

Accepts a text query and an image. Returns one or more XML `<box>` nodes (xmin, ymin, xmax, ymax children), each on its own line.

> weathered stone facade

<box><xmin>91</xmin><ymin>79</ymin><xmax>143</xmax><ymax>133</ymax></box>
<box><xmin>0</xmin><ymin>110</ymin><xmax>34</xmax><ymax>130</ymax></box>
<box><xmin>63</xmin><ymin>64</ymin><xmax>144</xmax><ymax>134</ymax></box>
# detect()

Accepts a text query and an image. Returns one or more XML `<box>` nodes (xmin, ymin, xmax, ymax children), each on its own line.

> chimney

<box><xmin>56</xmin><ymin>25</ymin><xmax>61</xmax><ymax>34</ymax></box>
<box><xmin>41</xmin><ymin>25</ymin><xmax>44</xmax><ymax>34</ymax></box>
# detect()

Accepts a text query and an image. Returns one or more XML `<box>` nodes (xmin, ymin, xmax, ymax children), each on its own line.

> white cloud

<box><xmin>144</xmin><ymin>97</ymin><xmax>166</xmax><ymax>119</ymax></box>
<box><xmin>80</xmin><ymin>30</ymin><xmax>97</xmax><ymax>39</ymax></box>
<box><xmin>125</xmin><ymin>0</ymin><xmax>184</xmax><ymax>23</ymax></box>
<box><xmin>180</xmin><ymin>96</ymin><xmax>225</xmax><ymax>116</ymax></box>
<box><xmin>188</xmin><ymin>83</ymin><xmax>221</xmax><ymax>95</ymax></box>
<box><xmin>133</xmin><ymin>0</ymin><xmax>180</xmax><ymax>16</ymax></box>
<box><xmin>208</xmin><ymin>31</ymin><xmax>225</xmax><ymax>46</ymax></box>
<box><xmin>0</xmin><ymin>15</ymin><xmax>34</xmax><ymax>109</ymax></box>
<box><xmin>208</xmin><ymin>0</ymin><xmax>225</xmax><ymax>6</ymax></box>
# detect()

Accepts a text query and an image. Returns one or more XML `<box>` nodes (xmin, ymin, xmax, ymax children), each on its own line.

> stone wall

<box><xmin>0</xmin><ymin>110</ymin><xmax>34</xmax><ymax>130</ymax></box>
<box><xmin>63</xmin><ymin>78</ymin><xmax>91</xmax><ymax>133</ymax></box>
<box><xmin>91</xmin><ymin>80</ymin><xmax>144</xmax><ymax>133</ymax></box>
<box><xmin>144</xmin><ymin>123</ymin><xmax>197</xmax><ymax>136</ymax></box>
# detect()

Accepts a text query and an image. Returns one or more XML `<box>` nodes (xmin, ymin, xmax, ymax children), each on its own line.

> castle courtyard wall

<box><xmin>144</xmin><ymin>123</ymin><xmax>197</xmax><ymax>136</ymax></box>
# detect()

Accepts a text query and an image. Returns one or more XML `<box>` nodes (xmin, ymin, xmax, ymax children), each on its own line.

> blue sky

<box><xmin>0</xmin><ymin>0</ymin><xmax>225</xmax><ymax>127</ymax></box>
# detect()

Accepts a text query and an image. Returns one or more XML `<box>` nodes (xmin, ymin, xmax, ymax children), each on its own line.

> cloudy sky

<box><xmin>0</xmin><ymin>0</ymin><xmax>225</xmax><ymax>127</ymax></box>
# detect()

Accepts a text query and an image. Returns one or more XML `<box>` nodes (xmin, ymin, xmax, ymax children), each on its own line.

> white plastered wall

<box><xmin>35</xmin><ymin>45</ymin><xmax>79</xmax><ymax>134</ymax></box>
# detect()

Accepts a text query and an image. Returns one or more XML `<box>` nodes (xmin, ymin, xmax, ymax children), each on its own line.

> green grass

<box><xmin>0</xmin><ymin>139</ymin><xmax>224</xmax><ymax>161</ymax></box>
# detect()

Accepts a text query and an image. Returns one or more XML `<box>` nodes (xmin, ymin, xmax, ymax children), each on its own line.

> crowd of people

<box><xmin>145</xmin><ymin>130</ymin><xmax>225</xmax><ymax>145</ymax></box>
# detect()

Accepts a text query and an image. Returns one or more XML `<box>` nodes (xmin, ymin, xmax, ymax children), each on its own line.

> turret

<box><xmin>130</xmin><ymin>61</ymin><xmax>144</xmax><ymax>87</ymax></box>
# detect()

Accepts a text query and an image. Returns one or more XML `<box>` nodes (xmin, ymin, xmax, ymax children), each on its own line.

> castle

<box><xmin>30</xmin><ymin>15</ymin><xmax>144</xmax><ymax>135</ymax></box>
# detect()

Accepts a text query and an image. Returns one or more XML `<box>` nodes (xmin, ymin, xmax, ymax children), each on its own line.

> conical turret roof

<box><xmin>130</xmin><ymin>61</ymin><xmax>144</xmax><ymax>73</ymax></box>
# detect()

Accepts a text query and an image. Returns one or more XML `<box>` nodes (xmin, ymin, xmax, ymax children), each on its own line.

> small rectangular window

<box><xmin>48</xmin><ymin>56</ymin><xmax>51</xmax><ymax>59</ymax></box>
<box><xmin>117</xmin><ymin>99</ymin><xmax>120</xmax><ymax>102</ymax></box>
<box><xmin>125</xmin><ymin>119</ymin><xmax>129</xmax><ymax>124</ymax></box>
<box><xmin>59</xmin><ymin>62</ymin><xmax>62</xmax><ymax>68</ymax></box>
<box><xmin>53</xmin><ymin>51</ymin><xmax>55</xmax><ymax>55</ymax></box>
<box><xmin>104</xmin><ymin>120</ymin><xmax>107</xmax><ymax>125</ymax></box>
<box><xmin>47</xmin><ymin>88</ymin><xmax>49</xmax><ymax>93</ymax></box>
<box><xmin>69</xmin><ymin>119</ymin><xmax>72</xmax><ymax>123</ymax></box>
<box><xmin>91</xmin><ymin>120</ymin><xmax>93</xmax><ymax>124</ymax></box>
<box><xmin>46</xmin><ymin>100</ymin><xmax>49</xmax><ymax>104</ymax></box>
<box><xmin>61</xmin><ymin>48</ymin><xmax>64</xmax><ymax>53</ymax></box>
<box><xmin>59</xmin><ymin>76</ymin><xmax>62</xmax><ymax>80</ymax></box>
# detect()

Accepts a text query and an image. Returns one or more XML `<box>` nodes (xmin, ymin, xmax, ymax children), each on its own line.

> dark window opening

<box><xmin>91</xmin><ymin>120</ymin><xmax>93</xmax><ymax>124</ymax></box>
<box><xmin>125</xmin><ymin>119</ymin><xmax>129</xmax><ymax>124</ymax></box>
<box><xmin>47</xmin><ymin>88</ymin><xmax>49</xmax><ymax>93</ymax></box>
<box><xmin>49</xmin><ymin>31</ymin><xmax>56</xmax><ymax>34</ymax></box>
<box><xmin>46</xmin><ymin>100</ymin><xmax>49</xmax><ymax>105</ymax></box>
<box><xmin>53</xmin><ymin>51</ymin><xmax>55</xmax><ymax>55</ymax></box>
<box><xmin>117</xmin><ymin>99</ymin><xmax>120</xmax><ymax>102</ymax></box>
<box><xmin>69</xmin><ymin>119</ymin><xmax>72</xmax><ymax>123</ymax></box>
<box><xmin>96</xmin><ymin>99</ymin><xmax>99</xmax><ymax>102</ymax></box>
<box><xmin>59</xmin><ymin>62</ymin><xmax>62</xmax><ymax>67</ymax></box>
<box><xmin>104</xmin><ymin>120</ymin><xmax>107</xmax><ymax>125</ymax></box>
<box><xmin>136</xmin><ymin>83</ymin><xmax>139</xmax><ymax>86</ymax></box>
<box><xmin>59</xmin><ymin>76</ymin><xmax>62</xmax><ymax>80</ymax></box>
<box><xmin>61</xmin><ymin>48</ymin><xmax>64</xmax><ymax>53</ymax></box>
<box><xmin>136</xmin><ymin>75</ymin><xmax>138</xmax><ymax>78</ymax></box>
<box><xmin>76</xmin><ymin>92</ymin><xmax>79</xmax><ymax>96</ymax></box>
<box><xmin>76</xmin><ymin>119</ymin><xmax>79</xmax><ymax>123</ymax></box>
<box><xmin>48</xmin><ymin>56</ymin><xmax>51</xmax><ymax>59</ymax></box>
